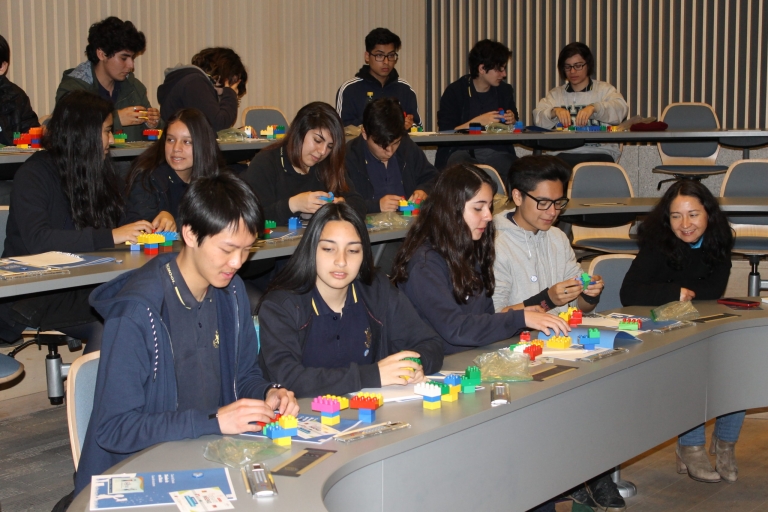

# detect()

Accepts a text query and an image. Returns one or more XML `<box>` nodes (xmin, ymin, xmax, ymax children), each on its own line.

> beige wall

<box><xmin>0</xmin><ymin>0</ymin><xmax>427</xmax><ymax>125</ymax></box>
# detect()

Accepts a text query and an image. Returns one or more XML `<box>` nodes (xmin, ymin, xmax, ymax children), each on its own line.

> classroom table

<box><xmin>0</xmin><ymin>226</ymin><xmax>408</xmax><ymax>299</ymax></box>
<box><xmin>70</xmin><ymin>302</ymin><xmax>768</xmax><ymax>511</ymax></box>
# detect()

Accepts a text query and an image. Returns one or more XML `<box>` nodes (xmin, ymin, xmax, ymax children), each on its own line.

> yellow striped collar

<box><xmin>312</xmin><ymin>283</ymin><xmax>357</xmax><ymax>316</ymax></box>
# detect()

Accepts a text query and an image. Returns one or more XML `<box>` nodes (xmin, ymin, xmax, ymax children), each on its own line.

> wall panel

<box><xmin>0</xmin><ymin>0</ymin><xmax>426</xmax><ymax>125</ymax></box>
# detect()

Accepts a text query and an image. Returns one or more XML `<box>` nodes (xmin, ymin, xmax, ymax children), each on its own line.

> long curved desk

<box><xmin>70</xmin><ymin>302</ymin><xmax>768</xmax><ymax>511</ymax></box>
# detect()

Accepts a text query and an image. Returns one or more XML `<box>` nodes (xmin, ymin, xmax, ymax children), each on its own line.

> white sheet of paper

<box><xmin>170</xmin><ymin>488</ymin><xmax>233</xmax><ymax>512</ymax></box>
<box><xmin>356</xmin><ymin>384</ymin><xmax>421</xmax><ymax>402</ymax></box>
<box><xmin>10</xmin><ymin>251</ymin><xmax>83</xmax><ymax>266</ymax></box>
<box><xmin>540</xmin><ymin>346</ymin><xmax>611</xmax><ymax>362</ymax></box>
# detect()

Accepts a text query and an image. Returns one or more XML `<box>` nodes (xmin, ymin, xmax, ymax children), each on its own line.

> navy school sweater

<box><xmin>335</xmin><ymin>66</ymin><xmax>421</xmax><ymax>128</ymax></box>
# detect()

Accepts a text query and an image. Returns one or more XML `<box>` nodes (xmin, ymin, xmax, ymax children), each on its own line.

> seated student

<box><xmin>336</xmin><ymin>28</ymin><xmax>421</xmax><ymax>130</ymax></box>
<box><xmin>157</xmin><ymin>47</ymin><xmax>247</xmax><ymax>132</ymax></box>
<box><xmin>257</xmin><ymin>203</ymin><xmax>443</xmax><ymax>398</ymax></box>
<box><xmin>74</xmin><ymin>173</ymin><xmax>300</xmax><ymax>495</ymax></box>
<box><xmin>532</xmin><ymin>42</ymin><xmax>628</xmax><ymax>166</ymax></box>
<box><xmin>346</xmin><ymin>97</ymin><xmax>437</xmax><ymax>213</ymax></box>
<box><xmin>55</xmin><ymin>16</ymin><xmax>160</xmax><ymax>141</ymax></box>
<box><xmin>493</xmin><ymin>156</ymin><xmax>604</xmax><ymax>314</ymax></box>
<box><xmin>390</xmin><ymin>164</ymin><xmax>568</xmax><ymax>354</ymax></box>
<box><xmin>621</xmin><ymin>180</ymin><xmax>741</xmax><ymax>484</ymax></box>
<box><xmin>436</xmin><ymin>39</ymin><xmax>519</xmax><ymax>175</ymax></box>
<box><xmin>0</xmin><ymin>34</ymin><xmax>40</xmax><ymax>147</ymax></box>
<box><xmin>124</xmin><ymin>108</ymin><xmax>227</xmax><ymax>227</ymax></box>
<box><xmin>0</xmin><ymin>91</ymin><xmax>153</xmax><ymax>347</ymax></box>
<box><xmin>241</xmin><ymin>101</ymin><xmax>366</xmax><ymax>224</ymax></box>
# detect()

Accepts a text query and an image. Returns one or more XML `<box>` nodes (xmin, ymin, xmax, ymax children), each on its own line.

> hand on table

<box><xmin>217</xmin><ymin>398</ymin><xmax>277</xmax><ymax>434</ymax></box>
<box><xmin>289</xmin><ymin>191</ymin><xmax>333</xmax><ymax>214</ymax></box>
<box><xmin>680</xmin><ymin>287</ymin><xmax>696</xmax><ymax>301</ymax></box>
<box><xmin>113</xmin><ymin>220</ymin><xmax>154</xmax><ymax>244</ymax></box>
<box><xmin>265</xmin><ymin>387</ymin><xmax>300</xmax><ymax>417</ymax></box>
<box><xmin>574</xmin><ymin>105</ymin><xmax>595</xmax><ymax>127</ymax></box>
<box><xmin>378</xmin><ymin>350</ymin><xmax>424</xmax><ymax>386</ymax></box>
<box><xmin>552</xmin><ymin>107</ymin><xmax>572</xmax><ymax>127</ymax></box>
<box><xmin>523</xmin><ymin>311</ymin><xmax>570</xmax><ymax>337</ymax></box>
<box><xmin>380</xmin><ymin>194</ymin><xmax>402</xmax><ymax>212</ymax></box>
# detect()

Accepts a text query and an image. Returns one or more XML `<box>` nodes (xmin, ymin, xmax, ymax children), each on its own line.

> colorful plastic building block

<box><xmin>414</xmin><ymin>382</ymin><xmax>442</xmax><ymax>409</ymax></box>
<box><xmin>588</xmin><ymin>328</ymin><xmax>600</xmax><ymax>338</ymax></box>
<box><xmin>547</xmin><ymin>335</ymin><xmax>573</xmax><ymax>349</ymax></box>
<box><xmin>580</xmin><ymin>272</ymin><xmax>592</xmax><ymax>291</ymax></box>
<box><xmin>444</xmin><ymin>374</ymin><xmax>462</xmax><ymax>387</ymax></box>
<box><xmin>143</xmin><ymin>129</ymin><xmax>161</xmax><ymax>140</ymax></box>
<box><xmin>320</xmin><ymin>410</ymin><xmax>340</xmax><ymax>426</ymax></box>
<box><xmin>523</xmin><ymin>344</ymin><xmax>543</xmax><ymax>361</ymax></box>
<box><xmin>513</xmin><ymin>121</ymin><xmax>524</xmax><ymax>133</ymax></box>
<box><xmin>358</xmin><ymin>409</ymin><xmax>376</xmax><ymax>423</ymax></box>
<box><xmin>319</xmin><ymin>395</ymin><xmax>349</xmax><ymax>410</ymax></box>
<box><xmin>618</xmin><ymin>318</ymin><xmax>642</xmax><ymax>330</ymax></box>
<box><xmin>469</xmin><ymin>122</ymin><xmax>482</xmax><ymax>135</ymax></box>
<box><xmin>350</xmin><ymin>393</ymin><xmax>382</xmax><ymax>410</ymax></box>
<box><xmin>311</xmin><ymin>397</ymin><xmax>341</xmax><ymax>414</ymax></box>
<box><xmin>569</xmin><ymin>310</ymin><xmax>583</xmax><ymax>326</ymax></box>
<box><xmin>288</xmin><ymin>217</ymin><xmax>300</xmax><ymax>230</ymax></box>
<box><xmin>274</xmin><ymin>125</ymin><xmax>286</xmax><ymax>139</ymax></box>
<box><xmin>464</xmin><ymin>366</ymin><xmax>481</xmax><ymax>386</ymax></box>
<box><xmin>520</xmin><ymin>330</ymin><xmax>531</xmax><ymax>342</ymax></box>
<box><xmin>263</xmin><ymin>414</ymin><xmax>298</xmax><ymax>445</ymax></box>
<box><xmin>264</xmin><ymin>220</ymin><xmax>277</xmax><ymax>229</ymax></box>
<box><xmin>113</xmin><ymin>131</ymin><xmax>128</xmax><ymax>144</ymax></box>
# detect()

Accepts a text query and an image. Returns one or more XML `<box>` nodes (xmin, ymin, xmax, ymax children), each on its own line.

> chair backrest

<box><xmin>475</xmin><ymin>164</ymin><xmax>507</xmax><ymax>196</ymax></box>
<box><xmin>242</xmin><ymin>107</ymin><xmax>289</xmax><ymax>130</ymax></box>
<box><xmin>658</xmin><ymin>103</ymin><xmax>720</xmax><ymax>165</ymax></box>
<box><xmin>721</xmin><ymin>159</ymin><xmax>768</xmax><ymax>230</ymax></box>
<box><xmin>569</xmin><ymin>164</ymin><xmax>634</xmax><ymax>243</ymax></box>
<box><xmin>569</xmin><ymin>163</ymin><xmax>634</xmax><ymax>198</ymax></box>
<box><xmin>588</xmin><ymin>254</ymin><xmax>636</xmax><ymax>312</ymax></box>
<box><xmin>66</xmin><ymin>351</ymin><xmax>100</xmax><ymax>469</ymax></box>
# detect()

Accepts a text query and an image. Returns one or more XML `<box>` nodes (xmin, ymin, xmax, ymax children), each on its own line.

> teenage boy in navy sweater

<box><xmin>336</xmin><ymin>28</ymin><xmax>421</xmax><ymax>130</ymax></box>
<box><xmin>75</xmin><ymin>174</ymin><xmax>299</xmax><ymax>495</ymax></box>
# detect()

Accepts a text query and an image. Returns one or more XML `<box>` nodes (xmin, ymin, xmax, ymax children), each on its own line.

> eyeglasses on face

<box><xmin>523</xmin><ymin>191</ymin><xmax>569</xmax><ymax>210</ymax></box>
<box><xmin>371</xmin><ymin>52</ymin><xmax>399</xmax><ymax>62</ymax></box>
<box><xmin>563</xmin><ymin>62</ymin><xmax>587</xmax><ymax>72</ymax></box>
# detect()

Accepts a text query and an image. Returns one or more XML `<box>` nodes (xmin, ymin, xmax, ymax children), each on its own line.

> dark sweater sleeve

<box><xmin>242</xmin><ymin>150</ymin><xmax>294</xmax><ymax>224</ymax></box>
<box><xmin>340</xmin><ymin>175</ymin><xmax>367</xmax><ymax>220</ymax></box>
<box><xmin>505</xmin><ymin>85</ymin><xmax>520</xmax><ymax>122</ymax></box>
<box><xmin>402</xmin><ymin>249</ymin><xmax>526</xmax><ymax>351</ymax></box>
<box><xmin>679</xmin><ymin>257</ymin><xmax>732</xmax><ymax>300</ymax></box>
<box><xmin>437</xmin><ymin>82</ymin><xmax>463</xmax><ymax>131</ymax></box>
<box><xmin>620</xmin><ymin>247</ymin><xmax>685</xmax><ymax>306</ymax></box>
<box><xmin>233</xmin><ymin>281</ymin><xmax>272</xmax><ymax>400</ymax></box>
<box><xmin>258</xmin><ymin>295</ymin><xmax>380</xmax><ymax>398</ymax></box>
<box><xmin>123</xmin><ymin>178</ymin><xmax>162</xmax><ymax>224</ymax></box>
<box><xmin>405</xmin><ymin>138</ymin><xmax>438</xmax><ymax>193</ymax></box>
<box><xmin>9</xmin><ymin>157</ymin><xmax>114</xmax><ymax>254</ymax></box>
<box><xmin>183</xmin><ymin>75</ymin><xmax>239</xmax><ymax>132</ymax></box>
<box><xmin>336</xmin><ymin>84</ymin><xmax>361</xmax><ymax>127</ymax></box>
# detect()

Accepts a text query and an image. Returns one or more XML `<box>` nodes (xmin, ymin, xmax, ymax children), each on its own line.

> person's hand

<box><xmin>503</xmin><ymin>110</ymin><xmax>516</xmax><ymax>124</ymax></box>
<box><xmin>583</xmin><ymin>274</ymin><xmax>604</xmax><ymax>297</ymax></box>
<box><xmin>225</xmin><ymin>78</ymin><xmax>241</xmax><ymax>95</ymax></box>
<box><xmin>265</xmin><ymin>387</ymin><xmax>299</xmax><ymax>417</ymax></box>
<box><xmin>524</xmin><ymin>305</ymin><xmax>545</xmax><ymax>313</ymax></box>
<box><xmin>377</xmin><ymin>350</ymin><xmax>423</xmax><ymax>386</ymax></box>
<box><xmin>118</xmin><ymin>106</ymin><xmax>152</xmax><ymax>127</ymax></box>
<box><xmin>575</xmin><ymin>104</ymin><xmax>595</xmax><ymax>126</ymax></box>
<box><xmin>151</xmin><ymin>211</ymin><xmax>176</xmax><ymax>232</ymax></box>
<box><xmin>217</xmin><ymin>398</ymin><xmax>276</xmax><ymax>434</ymax></box>
<box><xmin>112</xmin><ymin>220</ymin><xmax>155</xmax><ymax>244</ymax></box>
<box><xmin>143</xmin><ymin>107</ymin><xmax>160</xmax><ymax>128</ymax></box>
<box><xmin>408</xmin><ymin>190</ymin><xmax>428</xmax><ymax>203</ymax></box>
<box><xmin>470</xmin><ymin>110</ymin><xmax>504</xmax><ymax>126</ymax></box>
<box><xmin>404</xmin><ymin>114</ymin><xmax>414</xmax><ymax>131</ymax></box>
<box><xmin>547</xmin><ymin>278</ymin><xmax>584</xmax><ymax>306</ymax></box>
<box><xmin>288</xmin><ymin>191</ymin><xmax>332</xmax><ymax>214</ymax></box>
<box><xmin>379</xmin><ymin>194</ymin><xmax>402</xmax><ymax>212</ymax></box>
<box><xmin>680</xmin><ymin>287</ymin><xmax>696</xmax><ymax>301</ymax></box>
<box><xmin>523</xmin><ymin>311</ymin><xmax>570</xmax><ymax>337</ymax></box>
<box><xmin>552</xmin><ymin>107</ymin><xmax>572</xmax><ymax>127</ymax></box>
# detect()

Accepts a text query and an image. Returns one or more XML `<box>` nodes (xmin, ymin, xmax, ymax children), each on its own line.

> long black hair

<box><xmin>126</xmin><ymin>108</ymin><xmax>226</xmax><ymax>193</ymax></box>
<box><xmin>391</xmin><ymin>164</ymin><xmax>498</xmax><ymax>303</ymax></box>
<box><xmin>44</xmin><ymin>91</ymin><xmax>123</xmax><ymax>230</ymax></box>
<box><xmin>256</xmin><ymin>203</ymin><xmax>374</xmax><ymax>313</ymax></box>
<box><xmin>639</xmin><ymin>180</ymin><xmax>734</xmax><ymax>269</ymax></box>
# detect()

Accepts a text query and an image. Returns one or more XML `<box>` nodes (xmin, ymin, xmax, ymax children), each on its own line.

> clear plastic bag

<box><xmin>473</xmin><ymin>349</ymin><xmax>533</xmax><ymax>382</ymax></box>
<box><xmin>650</xmin><ymin>301</ymin><xmax>700</xmax><ymax>322</ymax></box>
<box><xmin>203</xmin><ymin>436</ymin><xmax>289</xmax><ymax>468</ymax></box>
<box><xmin>366</xmin><ymin>212</ymin><xmax>412</xmax><ymax>229</ymax></box>
<box><xmin>485</xmin><ymin>122</ymin><xmax>513</xmax><ymax>133</ymax></box>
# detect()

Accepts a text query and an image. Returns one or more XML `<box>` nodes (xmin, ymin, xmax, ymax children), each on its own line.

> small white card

<box><xmin>170</xmin><ymin>488</ymin><xmax>233</xmax><ymax>512</ymax></box>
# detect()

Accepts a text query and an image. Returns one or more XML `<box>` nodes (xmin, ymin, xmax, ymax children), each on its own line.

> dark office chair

<box><xmin>242</xmin><ymin>106</ymin><xmax>290</xmax><ymax>130</ymax></box>
<box><xmin>568</xmin><ymin>163</ymin><xmax>639</xmax><ymax>254</ymax></box>
<box><xmin>720</xmin><ymin>160</ymin><xmax>768</xmax><ymax>296</ymax></box>
<box><xmin>652</xmin><ymin>103</ymin><xmax>728</xmax><ymax>190</ymax></box>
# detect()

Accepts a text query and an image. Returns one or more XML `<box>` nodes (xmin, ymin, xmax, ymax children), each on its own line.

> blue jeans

<box><xmin>679</xmin><ymin>411</ymin><xmax>746</xmax><ymax>445</ymax></box>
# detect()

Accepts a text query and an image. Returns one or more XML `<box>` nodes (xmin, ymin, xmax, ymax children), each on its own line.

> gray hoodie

<box><xmin>493</xmin><ymin>212</ymin><xmax>583</xmax><ymax>314</ymax></box>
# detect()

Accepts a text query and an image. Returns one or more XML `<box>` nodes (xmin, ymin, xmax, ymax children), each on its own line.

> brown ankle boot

<box><xmin>710</xmin><ymin>433</ymin><xmax>738</xmax><ymax>483</ymax></box>
<box><xmin>676</xmin><ymin>442</ymin><xmax>721</xmax><ymax>482</ymax></box>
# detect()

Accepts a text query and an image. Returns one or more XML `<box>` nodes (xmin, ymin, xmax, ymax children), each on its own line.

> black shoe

<box><xmin>587</xmin><ymin>473</ymin><xmax>626</xmax><ymax>512</ymax></box>
<box><xmin>568</xmin><ymin>484</ymin><xmax>597</xmax><ymax>508</ymax></box>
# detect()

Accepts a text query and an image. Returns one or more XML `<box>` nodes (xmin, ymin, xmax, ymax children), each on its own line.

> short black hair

<box><xmin>557</xmin><ymin>42</ymin><xmax>595</xmax><ymax>81</ymax></box>
<box><xmin>506</xmin><ymin>156</ymin><xmax>572</xmax><ymax>197</ymax></box>
<box><xmin>468</xmin><ymin>39</ymin><xmax>511</xmax><ymax>79</ymax></box>
<box><xmin>362</xmin><ymin>97</ymin><xmax>407</xmax><ymax>148</ymax></box>
<box><xmin>0</xmin><ymin>34</ymin><xmax>9</xmax><ymax>67</ymax></box>
<box><xmin>85</xmin><ymin>17</ymin><xmax>146</xmax><ymax>64</ymax></box>
<box><xmin>177</xmin><ymin>173</ymin><xmax>263</xmax><ymax>245</ymax></box>
<box><xmin>365</xmin><ymin>28</ymin><xmax>401</xmax><ymax>52</ymax></box>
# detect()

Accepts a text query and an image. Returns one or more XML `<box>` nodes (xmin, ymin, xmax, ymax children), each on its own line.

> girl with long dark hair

<box><xmin>621</xmin><ymin>180</ymin><xmax>741</xmax><ymax>484</ymax></box>
<box><xmin>0</xmin><ymin>91</ymin><xmax>152</xmax><ymax>346</ymax></box>
<box><xmin>124</xmin><ymin>108</ymin><xmax>227</xmax><ymax>228</ymax></box>
<box><xmin>241</xmin><ymin>101</ymin><xmax>366</xmax><ymax>224</ymax></box>
<box><xmin>390</xmin><ymin>164</ymin><xmax>568</xmax><ymax>354</ymax></box>
<box><xmin>256</xmin><ymin>203</ymin><xmax>443</xmax><ymax>398</ymax></box>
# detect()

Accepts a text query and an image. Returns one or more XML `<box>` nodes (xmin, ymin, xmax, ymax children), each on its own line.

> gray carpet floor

<box><xmin>0</xmin><ymin>405</ymin><xmax>74</xmax><ymax>512</ymax></box>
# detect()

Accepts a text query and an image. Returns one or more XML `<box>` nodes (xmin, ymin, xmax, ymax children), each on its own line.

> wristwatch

<box><xmin>264</xmin><ymin>383</ymin><xmax>283</xmax><ymax>399</ymax></box>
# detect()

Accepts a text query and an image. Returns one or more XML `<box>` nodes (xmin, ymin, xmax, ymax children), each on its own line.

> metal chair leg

<box><xmin>611</xmin><ymin>466</ymin><xmax>637</xmax><ymax>498</ymax></box>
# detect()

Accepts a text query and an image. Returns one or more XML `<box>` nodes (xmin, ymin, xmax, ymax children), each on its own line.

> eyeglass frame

<box><xmin>563</xmin><ymin>62</ymin><xmax>587</xmax><ymax>72</ymax></box>
<box><xmin>369</xmin><ymin>52</ymin><xmax>399</xmax><ymax>62</ymax></box>
<box><xmin>522</xmin><ymin>191</ymin><xmax>569</xmax><ymax>210</ymax></box>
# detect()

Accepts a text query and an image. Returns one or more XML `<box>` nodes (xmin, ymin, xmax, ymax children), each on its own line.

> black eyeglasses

<box><xmin>371</xmin><ymin>52</ymin><xmax>399</xmax><ymax>62</ymax></box>
<box><xmin>563</xmin><ymin>62</ymin><xmax>587</xmax><ymax>72</ymax></box>
<box><xmin>523</xmin><ymin>191</ymin><xmax>569</xmax><ymax>210</ymax></box>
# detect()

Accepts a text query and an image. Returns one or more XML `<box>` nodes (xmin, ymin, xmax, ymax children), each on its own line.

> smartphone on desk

<box><xmin>717</xmin><ymin>298</ymin><xmax>761</xmax><ymax>308</ymax></box>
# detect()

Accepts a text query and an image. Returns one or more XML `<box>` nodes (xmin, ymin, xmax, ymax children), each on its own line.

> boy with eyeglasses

<box><xmin>336</xmin><ymin>28</ymin><xmax>421</xmax><ymax>130</ymax></box>
<box><xmin>493</xmin><ymin>156</ymin><xmax>604</xmax><ymax>315</ymax></box>
<box><xmin>436</xmin><ymin>39</ymin><xmax>519</xmax><ymax>176</ymax></box>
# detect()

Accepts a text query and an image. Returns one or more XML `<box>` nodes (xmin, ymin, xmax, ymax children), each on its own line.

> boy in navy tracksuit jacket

<box><xmin>335</xmin><ymin>28</ymin><xmax>421</xmax><ymax>129</ymax></box>
<box><xmin>75</xmin><ymin>175</ymin><xmax>298</xmax><ymax>496</ymax></box>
